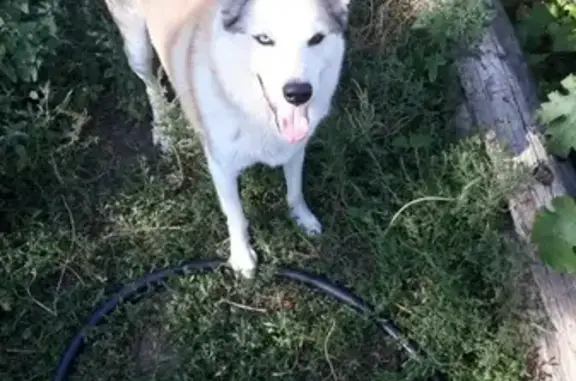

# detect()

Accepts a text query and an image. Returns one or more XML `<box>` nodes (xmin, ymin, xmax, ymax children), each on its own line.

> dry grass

<box><xmin>0</xmin><ymin>0</ymin><xmax>538</xmax><ymax>380</ymax></box>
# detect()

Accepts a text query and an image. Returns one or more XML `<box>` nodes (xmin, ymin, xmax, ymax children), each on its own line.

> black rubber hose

<box><xmin>52</xmin><ymin>258</ymin><xmax>446</xmax><ymax>381</ymax></box>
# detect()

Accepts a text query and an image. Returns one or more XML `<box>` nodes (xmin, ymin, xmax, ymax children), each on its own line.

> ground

<box><xmin>0</xmin><ymin>0</ymin><xmax>539</xmax><ymax>380</ymax></box>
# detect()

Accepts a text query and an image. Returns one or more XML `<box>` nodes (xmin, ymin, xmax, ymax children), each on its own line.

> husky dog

<box><xmin>104</xmin><ymin>0</ymin><xmax>352</xmax><ymax>278</ymax></box>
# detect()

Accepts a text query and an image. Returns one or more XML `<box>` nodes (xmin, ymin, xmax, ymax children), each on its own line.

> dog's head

<box><xmin>221</xmin><ymin>0</ymin><xmax>351</xmax><ymax>143</ymax></box>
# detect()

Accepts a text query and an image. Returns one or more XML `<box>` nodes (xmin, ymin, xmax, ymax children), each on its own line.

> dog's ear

<box><xmin>322</xmin><ymin>0</ymin><xmax>352</xmax><ymax>31</ymax></box>
<box><xmin>221</xmin><ymin>0</ymin><xmax>251</xmax><ymax>33</ymax></box>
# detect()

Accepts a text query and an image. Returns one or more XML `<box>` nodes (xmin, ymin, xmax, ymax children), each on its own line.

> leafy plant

<box><xmin>0</xmin><ymin>0</ymin><xmax>62</xmax><ymax>176</ymax></box>
<box><xmin>516</xmin><ymin>1</ymin><xmax>576</xmax><ymax>55</ymax></box>
<box><xmin>538</xmin><ymin>74</ymin><xmax>576</xmax><ymax>158</ymax></box>
<box><xmin>533</xmin><ymin>73</ymin><xmax>576</xmax><ymax>274</ymax></box>
<box><xmin>512</xmin><ymin>0</ymin><xmax>576</xmax><ymax>96</ymax></box>
<box><xmin>518</xmin><ymin>2</ymin><xmax>576</xmax><ymax>274</ymax></box>
<box><xmin>532</xmin><ymin>196</ymin><xmax>576</xmax><ymax>273</ymax></box>
<box><xmin>0</xmin><ymin>0</ymin><xmax>60</xmax><ymax>84</ymax></box>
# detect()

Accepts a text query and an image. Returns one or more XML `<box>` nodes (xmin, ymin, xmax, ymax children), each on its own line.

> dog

<box><xmin>104</xmin><ymin>0</ymin><xmax>352</xmax><ymax>278</ymax></box>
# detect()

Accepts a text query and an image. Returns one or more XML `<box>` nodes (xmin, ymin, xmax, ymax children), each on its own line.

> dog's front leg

<box><xmin>207</xmin><ymin>155</ymin><xmax>257</xmax><ymax>278</ymax></box>
<box><xmin>284</xmin><ymin>148</ymin><xmax>322</xmax><ymax>236</ymax></box>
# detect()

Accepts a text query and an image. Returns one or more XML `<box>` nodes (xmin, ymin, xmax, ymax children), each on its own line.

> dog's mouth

<box><xmin>257</xmin><ymin>75</ymin><xmax>309</xmax><ymax>144</ymax></box>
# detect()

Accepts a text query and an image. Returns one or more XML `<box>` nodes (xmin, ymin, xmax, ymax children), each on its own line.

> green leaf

<box><xmin>526</xmin><ymin>53</ymin><xmax>550</xmax><ymax>66</ymax></box>
<box><xmin>14</xmin><ymin>144</ymin><xmax>29</xmax><ymax>172</ymax></box>
<box><xmin>526</xmin><ymin>3</ymin><xmax>557</xmax><ymax>30</ymax></box>
<box><xmin>409</xmin><ymin>133</ymin><xmax>433</xmax><ymax>149</ymax></box>
<box><xmin>19</xmin><ymin>1</ymin><xmax>30</xmax><ymax>14</ymax></box>
<box><xmin>538</xmin><ymin>74</ymin><xmax>576</xmax><ymax>158</ymax></box>
<box><xmin>558</xmin><ymin>0</ymin><xmax>576</xmax><ymax>18</ymax></box>
<box><xmin>532</xmin><ymin>196</ymin><xmax>576</xmax><ymax>273</ymax></box>
<box><xmin>0</xmin><ymin>62</ymin><xmax>18</xmax><ymax>83</ymax></box>
<box><xmin>516</xmin><ymin>3</ymin><xmax>556</xmax><ymax>50</ymax></box>
<box><xmin>391</xmin><ymin>135</ymin><xmax>409</xmax><ymax>148</ymax></box>
<box><xmin>567</xmin><ymin>5</ymin><xmax>576</xmax><ymax>19</ymax></box>
<box><xmin>425</xmin><ymin>53</ymin><xmax>447</xmax><ymax>83</ymax></box>
<box><xmin>549</xmin><ymin>22</ymin><xmax>576</xmax><ymax>52</ymax></box>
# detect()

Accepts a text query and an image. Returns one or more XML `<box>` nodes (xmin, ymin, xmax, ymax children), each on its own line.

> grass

<box><xmin>1</xmin><ymin>0</ymin><xmax>538</xmax><ymax>380</ymax></box>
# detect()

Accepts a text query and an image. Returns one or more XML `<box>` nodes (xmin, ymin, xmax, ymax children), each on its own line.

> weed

<box><xmin>0</xmin><ymin>1</ymin><xmax>535</xmax><ymax>380</ymax></box>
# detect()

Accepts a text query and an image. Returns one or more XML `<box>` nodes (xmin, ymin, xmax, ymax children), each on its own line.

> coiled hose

<box><xmin>52</xmin><ymin>258</ymin><xmax>446</xmax><ymax>381</ymax></box>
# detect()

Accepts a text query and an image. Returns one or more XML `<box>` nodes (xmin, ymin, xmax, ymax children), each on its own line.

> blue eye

<box><xmin>253</xmin><ymin>34</ymin><xmax>275</xmax><ymax>46</ymax></box>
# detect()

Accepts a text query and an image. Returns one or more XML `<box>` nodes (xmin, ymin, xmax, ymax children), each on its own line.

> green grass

<box><xmin>1</xmin><ymin>0</ymin><xmax>538</xmax><ymax>380</ymax></box>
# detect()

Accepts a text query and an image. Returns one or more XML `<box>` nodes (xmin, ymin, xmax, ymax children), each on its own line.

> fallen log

<box><xmin>454</xmin><ymin>1</ymin><xmax>576</xmax><ymax>380</ymax></box>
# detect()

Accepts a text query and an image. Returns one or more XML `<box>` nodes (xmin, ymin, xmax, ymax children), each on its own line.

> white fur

<box><xmin>105</xmin><ymin>0</ymin><xmax>350</xmax><ymax>278</ymax></box>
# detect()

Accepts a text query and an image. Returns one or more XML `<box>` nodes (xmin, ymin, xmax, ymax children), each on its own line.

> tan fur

<box><xmin>141</xmin><ymin>0</ymin><xmax>212</xmax><ymax>134</ymax></box>
<box><xmin>105</xmin><ymin>0</ymin><xmax>213</xmax><ymax>138</ymax></box>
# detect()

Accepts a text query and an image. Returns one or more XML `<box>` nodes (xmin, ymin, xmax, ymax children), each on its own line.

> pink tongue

<box><xmin>280</xmin><ymin>108</ymin><xmax>309</xmax><ymax>143</ymax></box>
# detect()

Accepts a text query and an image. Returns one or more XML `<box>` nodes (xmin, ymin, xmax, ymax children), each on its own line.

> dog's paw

<box><xmin>290</xmin><ymin>203</ymin><xmax>322</xmax><ymax>236</ymax></box>
<box><xmin>228</xmin><ymin>242</ymin><xmax>258</xmax><ymax>279</ymax></box>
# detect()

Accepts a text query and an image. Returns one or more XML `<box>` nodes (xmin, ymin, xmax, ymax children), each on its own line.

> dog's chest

<box><xmin>208</xmin><ymin>118</ymin><xmax>308</xmax><ymax>171</ymax></box>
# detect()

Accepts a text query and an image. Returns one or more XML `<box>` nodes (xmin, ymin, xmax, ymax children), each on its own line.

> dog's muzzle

<box><xmin>256</xmin><ymin>74</ymin><xmax>311</xmax><ymax>144</ymax></box>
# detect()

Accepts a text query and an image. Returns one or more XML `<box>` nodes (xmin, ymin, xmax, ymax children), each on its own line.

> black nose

<box><xmin>282</xmin><ymin>81</ymin><xmax>312</xmax><ymax>105</ymax></box>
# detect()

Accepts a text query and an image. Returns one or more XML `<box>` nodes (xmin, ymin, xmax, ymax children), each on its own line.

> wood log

<box><xmin>454</xmin><ymin>1</ymin><xmax>576</xmax><ymax>380</ymax></box>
